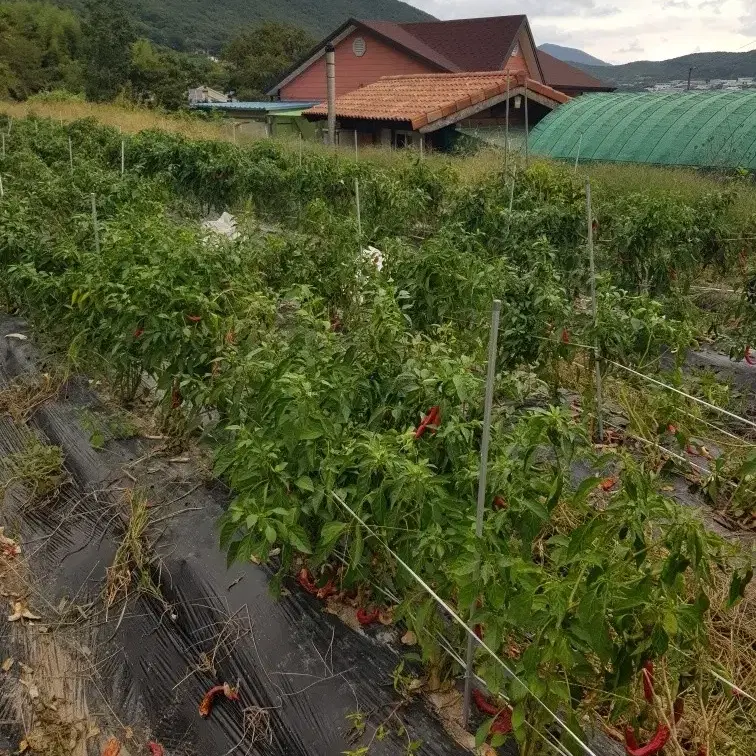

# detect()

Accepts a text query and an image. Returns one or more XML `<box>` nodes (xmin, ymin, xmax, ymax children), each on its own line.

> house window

<box><xmin>352</xmin><ymin>37</ymin><xmax>366</xmax><ymax>57</ymax></box>
<box><xmin>394</xmin><ymin>130</ymin><xmax>419</xmax><ymax>149</ymax></box>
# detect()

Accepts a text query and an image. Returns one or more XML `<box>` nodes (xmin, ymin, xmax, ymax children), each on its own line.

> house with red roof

<box><xmin>269</xmin><ymin>15</ymin><xmax>612</xmax><ymax>150</ymax></box>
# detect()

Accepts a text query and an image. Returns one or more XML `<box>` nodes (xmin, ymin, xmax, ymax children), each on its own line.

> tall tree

<box><xmin>0</xmin><ymin>2</ymin><xmax>84</xmax><ymax>99</ymax></box>
<box><xmin>83</xmin><ymin>0</ymin><xmax>134</xmax><ymax>101</ymax></box>
<box><xmin>222</xmin><ymin>21</ymin><xmax>315</xmax><ymax>100</ymax></box>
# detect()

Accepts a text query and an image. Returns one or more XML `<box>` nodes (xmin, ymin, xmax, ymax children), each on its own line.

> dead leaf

<box><xmin>401</xmin><ymin>630</ymin><xmax>417</xmax><ymax>646</ymax></box>
<box><xmin>2</xmin><ymin>657</ymin><xmax>14</xmax><ymax>672</ymax></box>
<box><xmin>18</xmin><ymin>739</ymin><xmax>29</xmax><ymax>753</ymax></box>
<box><xmin>8</xmin><ymin>601</ymin><xmax>23</xmax><ymax>621</ymax></box>
<box><xmin>123</xmin><ymin>726</ymin><xmax>133</xmax><ymax>740</ymax></box>
<box><xmin>21</xmin><ymin>608</ymin><xmax>41</xmax><ymax>621</ymax></box>
<box><xmin>168</xmin><ymin>457</ymin><xmax>190</xmax><ymax>464</ymax></box>
<box><xmin>4</xmin><ymin>333</ymin><xmax>28</xmax><ymax>341</ymax></box>
<box><xmin>25</xmin><ymin>682</ymin><xmax>39</xmax><ymax>700</ymax></box>
<box><xmin>378</xmin><ymin>606</ymin><xmax>394</xmax><ymax>625</ymax></box>
<box><xmin>102</xmin><ymin>736</ymin><xmax>121</xmax><ymax>756</ymax></box>
<box><xmin>87</xmin><ymin>726</ymin><xmax>101</xmax><ymax>740</ymax></box>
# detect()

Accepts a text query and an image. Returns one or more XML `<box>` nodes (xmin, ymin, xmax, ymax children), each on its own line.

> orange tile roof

<box><xmin>304</xmin><ymin>71</ymin><xmax>569</xmax><ymax>131</ymax></box>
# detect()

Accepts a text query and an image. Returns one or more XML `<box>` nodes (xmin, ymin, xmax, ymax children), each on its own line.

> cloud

<box><xmin>663</xmin><ymin>0</ymin><xmax>690</xmax><ymax>7</ymax></box>
<box><xmin>742</xmin><ymin>6</ymin><xmax>756</xmax><ymax>36</ymax></box>
<box><xmin>698</xmin><ymin>0</ymin><xmax>721</xmax><ymax>12</ymax></box>
<box><xmin>407</xmin><ymin>0</ymin><xmax>619</xmax><ymax>19</ymax></box>
<box><xmin>615</xmin><ymin>39</ymin><xmax>644</xmax><ymax>54</ymax></box>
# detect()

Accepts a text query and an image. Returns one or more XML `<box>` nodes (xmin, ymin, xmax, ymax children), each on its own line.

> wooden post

<box><xmin>354</xmin><ymin>129</ymin><xmax>358</xmax><ymax>159</ymax></box>
<box><xmin>420</xmin><ymin>134</ymin><xmax>424</xmax><ymax>159</ymax></box>
<box><xmin>68</xmin><ymin>136</ymin><xmax>73</xmax><ymax>173</ymax></box>
<box><xmin>1</xmin><ymin>133</ymin><xmax>4</xmax><ymax>158</ymax></box>
<box><xmin>586</xmin><ymin>179</ymin><xmax>603</xmax><ymax>442</ymax></box>
<box><xmin>299</xmin><ymin>132</ymin><xmax>303</xmax><ymax>168</ymax></box>
<box><xmin>326</xmin><ymin>43</ymin><xmax>336</xmax><ymax>146</ymax></box>
<box><xmin>462</xmin><ymin>299</ymin><xmax>502</xmax><ymax>728</ymax></box>
<box><xmin>506</xmin><ymin>166</ymin><xmax>517</xmax><ymax>237</ymax></box>
<box><xmin>0</xmin><ymin>174</ymin><xmax>4</xmax><ymax>198</ymax></box>
<box><xmin>91</xmin><ymin>193</ymin><xmax>100</xmax><ymax>254</ymax></box>
<box><xmin>504</xmin><ymin>74</ymin><xmax>510</xmax><ymax>174</ymax></box>
<box><xmin>574</xmin><ymin>133</ymin><xmax>583</xmax><ymax>173</ymax></box>
<box><xmin>121</xmin><ymin>139</ymin><xmax>125</xmax><ymax>175</ymax></box>
<box><xmin>524</xmin><ymin>80</ymin><xmax>529</xmax><ymax>168</ymax></box>
<box><xmin>354</xmin><ymin>177</ymin><xmax>362</xmax><ymax>251</ymax></box>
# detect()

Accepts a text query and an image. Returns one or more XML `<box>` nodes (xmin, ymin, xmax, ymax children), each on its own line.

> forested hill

<box><xmin>52</xmin><ymin>0</ymin><xmax>434</xmax><ymax>52</ymax></box>
<box><xmin>576</xmin><ymin>50</ymin><xmax>756</xmax><ymax>89</ymax></box>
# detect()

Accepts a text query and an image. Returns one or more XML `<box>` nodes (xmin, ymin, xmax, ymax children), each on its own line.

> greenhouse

<box><xmin>529</xmin><ymin>90</ymin><xmax>756</xmax><ymax>169</ymax></box>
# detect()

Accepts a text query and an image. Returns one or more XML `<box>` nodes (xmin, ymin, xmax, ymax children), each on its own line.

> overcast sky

<box><xmin>405</xmin><ymin>0</ymin><xmax>756</xmax><ymax>63</ymax></box>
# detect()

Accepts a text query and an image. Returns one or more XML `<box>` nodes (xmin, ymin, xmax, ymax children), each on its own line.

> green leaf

<box><xmin>572</xmin><ymin>476</ymin><xmax>601</xmax><ymax>506</ymax></box>
<box><xmin>294</xmin><ymin>475</ymin><xmax>315</xmax><ymax>492</ymax></box>
<box><xmin>511</xmin><ymin>704</ymin><xmax>526</xmax><ymax>734</ymax></box>
<box><xmin>265</xmin><ymin>524</ymin><xmax>277</xmax><ymax>544</ymax></box>
<box><xmin>319</xmin><ymin>521</ymin><xmax>346</xmax><ymax>549</ymax></box>
<box><xmin>287</xmin><ymin>523</ymin><xmax>312</xmax><ymax>554</ymax></box>
<box><xmin>474</xmin><ymin>718</ymin><xmax>493</xmax><ymax>747</ymax></box>
<box><xmin>219</xmin><ymin>519</ymin><xmax>238</xmax><ymax>551</ymax></box>
<box><xmin>728</xmin><ymin>568</ymin><xmax>753</xmax><ymax>608</ymax></box>
<box><xmin>662</xmin><ymin>610</ymin><xmax>678</xmax><ymax>637</ymax></box>
<box><xmin>490</xmin><ymin>733</ymin><xmax>507</xmax><ymax>747</ymax></box>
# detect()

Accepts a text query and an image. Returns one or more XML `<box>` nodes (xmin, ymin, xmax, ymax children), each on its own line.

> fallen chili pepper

<box><xmin>667</xmin><ymin>423</ymin><xmax>677</xmax><ymax>435</ymax></box>
<box><xmin>225</xmin><ymin>329</ymin><xmax>236</xmax><ymax>345</ymax></box>
<box><xmin>187</xmin><ymin>315</ymin><xmax>202</xmax><ymax>323</ymax></box>
<box><xmin>493</xmin><ymin>495</ymin><xmax>507</xmax><ymax>510</ymax></box>
<box><xmin>133</xmin><ymin>327</ymin><xmax>144</xmax><ymax>339</ymax></box>
<box><xmin>297</xmin><ymin>568</ymin><xmax>337</xmax><ymax>600</ymax></box>
<box><xmin>414</xmin><ymin>406</ymin><xmax>440</xmax><ymax>440</ymax></box>
<box><xmin>147</xmin><ymin>743</ymin><xmax>164</xmax><ymax>756</ymax></box>
<box><xmin>102</xmin><ymin>738</ymin><xmax>121</xmax><ymax>756</ymax></box>
<box><xmin>473</xmin><ymin>623</ymin><xmax>484</xmax><ymax>640</ymax></box>
<box><xmin>561</xmin><ymin>328</ymin><xmax>570</xmax><ymax>344</ymax></box>
<box><xmin>199</xmin><ymin>682</ymin><xmax>239</xmax><ymax>718</ymax></box>
<box><xmin>601</xmin><ymin>477</ymin><xmax>618</xmax><ymax>492</ymax></box>
<box><xmin>472</xmin><ymin>689</ymin><xmax>512</xmax><ymax>735</ymax></box>
<box><xmin>624</xmin><ymin>724</ymin><xmax>670</xmax><ymax>756</ymax></box>
<box><xmin>356</xmin><ymin>607</ymin><xmax>379</xmax><ymax>626</ymax></box>
<box><xmin>746</xmin><ymin>346</ymin><xmax>756</xmax><ymax>366</ymax></box>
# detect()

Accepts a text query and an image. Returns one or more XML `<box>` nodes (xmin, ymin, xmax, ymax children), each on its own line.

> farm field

<box><xmin>0</xmin><ymin>113</ymin><xmax>755</xmax><ymax>756</ymax></box>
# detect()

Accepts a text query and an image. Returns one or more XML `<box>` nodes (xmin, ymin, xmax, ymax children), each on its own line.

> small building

<box><xmin>192</xmin><ymin>100</ymin><xmax>320</xmax><ymax>139</ymax></box>
<box><xmin>269</xmin><ymin>15</ymin><xmax>613</xmax><ymax>103</ymax></box>
<box><xmin>303</xmin><ymin>71</ymin><xmax>569</xmax><ymax>151</ymax></box>
<box><xmin>188</xmin><ymin>86</ymin><xmax>229</xmax><ymax>105</ymax></box>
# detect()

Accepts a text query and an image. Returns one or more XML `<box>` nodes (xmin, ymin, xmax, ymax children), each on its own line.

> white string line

<box><xmin>706</xmin><ymin>668</ymin><xmax>756</xmax><ymax>705</ymax></box>
<box><xmin>604</xmin><ymin>359</ymin><xmax>756</xmax><ymax>431</ymax></box>
<box><xmin>675</xmin><ymin>407</ymin><xmax>756</xmax><ymax>447</ymax></box>
<box><xmin>330</xmin><ymin>492</ymin><xmax>601</xmax><ymax>756</ymax></box>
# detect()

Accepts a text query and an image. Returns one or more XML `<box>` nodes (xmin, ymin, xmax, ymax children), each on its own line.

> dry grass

<box><xmin>0</xmin><ymin>434</ymin><xmax>65</xmax><ymax>506</ymax></box>
<box><xmin>0</xmin><ymin>372</ymin><xmax>62</xmax><ymax>425</ymax></box>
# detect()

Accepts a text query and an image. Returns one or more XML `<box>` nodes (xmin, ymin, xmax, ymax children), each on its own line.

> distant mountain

<box><xmin>576</xmin><ymin>50</ymin><xmax>756</xmax><ymax>90</ymax></box>
<box><xmin>538</xmin><ymin>43</ymin><xmax>608</xmax><ymax>67</ymax></box>
<box><xmin>52</xmin><ymin>0</ymin><xmax>434</xmax><ymax>52</ymax></box>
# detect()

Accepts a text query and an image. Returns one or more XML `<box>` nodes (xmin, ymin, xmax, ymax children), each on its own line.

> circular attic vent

<box><xmin>352</xmin><ymin>37</ymin><xmax>367</xmax><ymax>57</ymax></box>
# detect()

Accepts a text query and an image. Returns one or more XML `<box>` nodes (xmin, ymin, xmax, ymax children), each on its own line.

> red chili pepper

<box><xmin>414</xmin><ymin>406</ymin><xmax>440</xmax><ymax>439</ymax></box>
<box><xmin>356</xmin><ymin>607</ymin><xmax>379</xmax><ymax>626</ymax></box>
<box><xmin>642</xmin><ymin>660</ymin><xmax>654</xmax><ymax>703</ymax></box>
<box><xmin>667</xmin><ymin>424</ymin><xmax>677</xmax><ymax>435</ymax></box>
<box><xmin>601</xmin><ymin>477</ymin><xmax>617</xmax><ymax>492</ymax></box>
<box><xmin>198</xmin><ymin>683</ymin><xmax>239</xmax><ymax>718</ymax></box>
<box><xmin>686</xmin><ymin>444</ymin><xmax>701</xmax><ymax>457</ymax></box>
<box><xmin>493</xmin><ymin>495</ymin><xmax>507</xmax><ymax>510</ymax></box>
<box><xmin>297</xmin><ymin>568</ymin><xmax>336</xmax><ymax>599</ymax></box>
<box><xmin>147</xmin><ymin>743</ymin><xmax>164</xmax><ymax>756</ymax></box>
<box><xmin>624</xmin><ymin>724</ymin><xmax>670</xmax><ymax>756</ymax></box>
<box><xmin>745</xmin><ymin>346</ymin><xmax>756</xmax><ymax>366</ymax></box>
<box><xmin>472</xmin><ymin>689</ymin><xmax>512</xmax><ymax>735</ymax></box>
<box><xmin>561</xmin><ymin>328</ymin><xmax>570</xmax><ymax>344</ymax></box>
<box><xmin>133</xmin><ymin>327</ymin><xmax>144</xmax><ymax>339</ymax></box>
<box><xmin>473</xmin><ymin>624</ymin><xmax>484</xmax><ymax>640</ymax></box>
<box><xmin>225</xmin><ymin>329</ymin><xmax>236</xmax><ymax>345</ymax></box>
<box><xmin>187</xmin><ymin>315</ymin><xmax>202</xmax><ymax>323</ymax></box>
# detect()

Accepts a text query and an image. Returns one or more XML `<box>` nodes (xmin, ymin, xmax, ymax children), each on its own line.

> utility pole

<box><xmin>687</xmin><ymin>67</ymin><xmax>693</xmax><ymax>91</ymax></box>
<box><xmin>325</xmin><ymin>43</ymin><xmax>336</xmax><ymax>146</ymax></box>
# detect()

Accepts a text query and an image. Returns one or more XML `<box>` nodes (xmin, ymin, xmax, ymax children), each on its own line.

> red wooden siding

<box><xmin>280</xmin><ymin>29</ymin><xmax>437</xmax><ymax>101</ymax></box>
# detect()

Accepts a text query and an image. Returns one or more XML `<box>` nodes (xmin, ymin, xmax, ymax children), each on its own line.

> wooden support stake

<box><xmin>354</xmin><ymin>129</ymin><xmax>358</xmax><ymax>159</ymax></box>
<box><xmin>68</xmin><ymin>136</ymin><xmax>73</xmax><ymax>173</ymax></box>
<box><xmin>121</xmin><ymin>139</ymin><xmax>125</xmax><ymax>175</ymax></box>
<box><xmin>354</xmin><ymin>177</ymin><xmax>362</xmax><ymax>252</ymax></box>
<box><xmin>524</xmin><ymin>80</ymin><xmax>529</xmax><ymax>168</ymax></box>
<box><xmin>461</xmin><ymin>298</ymin><xmax>501</xmax><ymax>728</ymax></box>
<box><xmin>1</xmin><ymin>133</ymin><xmax>4</xmax><ymax>158</ymax></box>
<box><xmin>574</xmin><ymin>133</ymin><xmax>583</xmax><ymax>173</ymax></box>
<box><xmin>91</xmin><ymin>193</ymin><xmax>100</xmax><ymax>254</ymax></box>
<box><xmin>0</xmin><ymin>174</ymin><xmax>4</xmax><ymax>198</ymax></box>
<box><xmin>504</xmin><ymin>74</ymin><xmax>510</xmax><ymax>174</ymax></box>
<box><xmin>586</xmin><ymin>179</ymin><xmax>603</xmax><ymax>442</ymax></box>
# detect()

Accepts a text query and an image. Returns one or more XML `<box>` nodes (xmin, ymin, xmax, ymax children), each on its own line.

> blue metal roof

<box><xmin>193</xmin><ymin>101</ymin><xmax>319</xmax><ymax>112</ymax></box>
